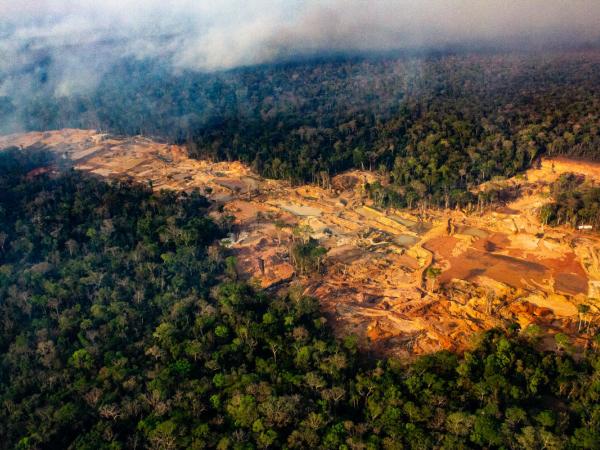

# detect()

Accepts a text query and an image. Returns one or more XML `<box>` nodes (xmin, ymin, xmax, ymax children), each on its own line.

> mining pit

<box><xmin>2</xmin><ymin>129</ymin><xmax>599</xmax><ymax>357</ymax></box>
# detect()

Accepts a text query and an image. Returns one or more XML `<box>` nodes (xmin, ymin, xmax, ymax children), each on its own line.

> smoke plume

<box><xmin>2</xmin><ymin>0</ymin><xmax>599</xmax><ymax>75</ymax></box>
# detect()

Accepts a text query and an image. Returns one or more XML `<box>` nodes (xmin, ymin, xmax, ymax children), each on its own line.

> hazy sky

<box><xmin>1</xmin><ymin>0</ymin><xmax>599</xmax><ymax>73</ymax></box>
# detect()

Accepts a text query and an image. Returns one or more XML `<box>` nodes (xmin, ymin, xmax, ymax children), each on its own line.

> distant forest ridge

<box><xmin>1</xmin><ymin>49</ymin><xmax>599</xmax><ymax>207</ymax></box>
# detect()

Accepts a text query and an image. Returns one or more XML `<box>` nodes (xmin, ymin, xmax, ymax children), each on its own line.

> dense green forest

<box><xmin>1</xmin><ymin>151</ymin><xmax>600</xmax><ymax>449</ymax></box>
<box><xmin>2</xmin><ymin>50</ymin><xmax>600</xmax><ymax>209</ymax></box>
<box><xmin>541</xmin><ymin>173</ymin><xmax>600</xmax><ymax>229</ymax></box>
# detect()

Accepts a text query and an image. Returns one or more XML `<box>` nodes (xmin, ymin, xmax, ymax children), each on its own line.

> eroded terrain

<box><xmin>2</xmin><ymin>129</ymin><xmax>599</xmax><ymax>357</ymax></box>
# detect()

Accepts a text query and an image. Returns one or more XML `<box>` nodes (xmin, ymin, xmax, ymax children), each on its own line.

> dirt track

<box><xmin>2</xmin><ymin>129</ymin><xmax>599</xmax><ymax>357</ymax></box>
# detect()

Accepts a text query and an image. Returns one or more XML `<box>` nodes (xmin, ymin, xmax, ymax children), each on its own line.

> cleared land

<box><xmin>2</xmin><ymin>130</ymin><xmax>599</xmax><ymax>357</ymax></box>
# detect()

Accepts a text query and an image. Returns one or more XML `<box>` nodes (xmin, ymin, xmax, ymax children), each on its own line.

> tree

<box><xmin>577</xmin><ymin>304</ymin><xmax>591</xmax><ymax>332</ymax></box>
<box><xmin>554</xmin><ymin>333</ymin><xmax>572</xmax><ymax>353</ymax></box>
<box><xmin>274</xmin><ymin>219</ymin><xmax>288</xmax><ymax>246</ymax></box>
<box><xmin>425</xmin><ymin>266</ymin><xmax>442</xmax><ymax>292</ymax></box>
<box><xmin>290</xmin><ymin>238</ymin><xmax>327</xmax><ymax>275</ymax></box>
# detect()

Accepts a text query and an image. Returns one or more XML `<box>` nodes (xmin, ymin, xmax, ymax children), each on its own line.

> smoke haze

<box><xmin>2</xmin><ymin>0</ymin><xmax>599</xmax><ymax>75</ymax></box>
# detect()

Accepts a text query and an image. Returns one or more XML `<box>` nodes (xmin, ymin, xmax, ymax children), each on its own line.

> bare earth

<box><xmin>2</xmin><ymin>129</ymin><xmax>599</xmax><ymax>357</ymax></box>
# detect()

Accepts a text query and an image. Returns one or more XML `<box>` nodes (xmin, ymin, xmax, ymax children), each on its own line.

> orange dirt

<box><xmin>425</xmin><ymin>231</ymin><xmax>588</xmax><ymax>296</ymax></box>
<box><xmin>3</xmin><ymin>129</ymin><xmax>599</xmax><ymax>358</ymax></box>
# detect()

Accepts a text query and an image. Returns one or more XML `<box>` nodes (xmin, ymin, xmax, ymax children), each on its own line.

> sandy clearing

<box><xmin>4</xmin><ymin>129</ymin><xmax>600</xmax><ymax>357</ymax></box>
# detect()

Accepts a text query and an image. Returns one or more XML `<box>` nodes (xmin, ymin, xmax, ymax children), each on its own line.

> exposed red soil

<box><xmin>4</xmin><ymin>129</ymin><xmax>599</xmax><ymax>358</ymax></box>
<box><xmin>426</xmin><ymin>231</ymin><xmax>588</xmax><ymax>296</ymax></box>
